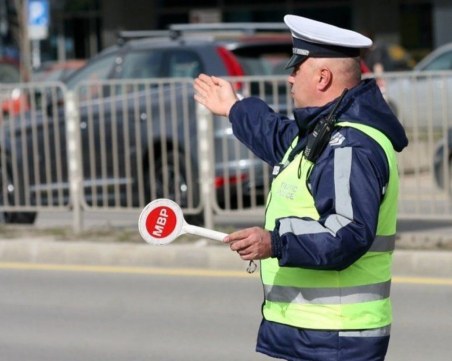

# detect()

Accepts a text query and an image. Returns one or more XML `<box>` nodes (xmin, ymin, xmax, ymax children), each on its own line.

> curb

<box><xmin>0</xmin><ymin>237</ymin><xmax>451</xmax><ymax>278</ymax></box>
<box><xmin>0</xmin><ymin>239</ymin><xmax>246</xmax><ymax>270</ymax></box>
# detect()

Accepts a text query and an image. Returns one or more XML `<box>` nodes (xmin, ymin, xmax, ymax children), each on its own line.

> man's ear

<box><xmin>317</xmin><ymin>67</ymin><xmax>332</xmax><ymax>91</ymax></box>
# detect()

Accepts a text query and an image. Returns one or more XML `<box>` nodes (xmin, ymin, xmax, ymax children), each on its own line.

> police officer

<box><xmin>194</xmin><ymin>14</ymin><xmax>408</xmax><ymax>361</ymax></box>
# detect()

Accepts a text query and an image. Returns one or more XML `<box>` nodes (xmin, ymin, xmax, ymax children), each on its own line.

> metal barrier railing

<box><xmin>0</xmin><ymin>82</ymin><xmax>69</xmax><ymax>225</ymax></box>
<box><xmin>1</xmin><ymin>73</ymin><xmax>452</xmax><ymax>230</ymax></box>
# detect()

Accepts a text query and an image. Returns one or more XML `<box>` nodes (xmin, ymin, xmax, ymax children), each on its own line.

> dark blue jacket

<box><xmin>228</xmin><ymin>78</ymin><xmax>408</xmax><ymax>361</ymax></box>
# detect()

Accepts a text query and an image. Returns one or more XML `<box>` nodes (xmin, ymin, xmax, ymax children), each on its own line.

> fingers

<box><xmin>224</xmin><ymin>228</ymin><xmax>253</xmax><ymax>244</ymax></box>
<box><xmin>194</xmin><ymin>73</ymin><xmax>215</xmax><ymax>92</ymax></box>
<box><xmin>193</xmin><ymin>74</ymin><xmax>238</xmax><ymax>117</ymax></box>
<box><xmin>193</xmin><ymin>76</ymin><xmax>211</xmax><ymax>99</ymax></box>
<box><xmin>194</xmin><ymin>73</ymin><xmax>229</xmax><ymax>97</ymax></box>
<box><xmin>224</xmin><ymin>227</ymin><xmax>272</xmax><ymax>261</ymax></box>
<box><xmin>193</xmin><ymin>74</ymin><xmax>217</xmax><ymax>106</ymax></box>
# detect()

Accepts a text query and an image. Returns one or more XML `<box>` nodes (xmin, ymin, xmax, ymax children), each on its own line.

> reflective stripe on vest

<box><xmin>262</xmin><ymin>122</ymin><xmax>399</xmax><ymax>331</ymax></box>
<box><xmin>264</xmin><ymin>280</ymin><xmax>391</xmax><ymax>304</ymax></box>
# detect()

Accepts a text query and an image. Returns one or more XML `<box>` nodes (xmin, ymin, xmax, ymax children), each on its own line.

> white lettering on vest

<box><xmin>277</xmin><ymin>182</ymin><xmax>298</xmax><ymax>200</ymax></box>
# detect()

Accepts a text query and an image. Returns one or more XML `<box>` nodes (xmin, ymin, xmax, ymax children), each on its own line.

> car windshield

<box><xmin>419</xmin><ymin>50</ymin><xmax>452</xmax><ymax>71</ymax></box>
<box><xmin>65</xmin><ymin>54</ymin><xmax>117</xmax><ymax>89</ymax></box>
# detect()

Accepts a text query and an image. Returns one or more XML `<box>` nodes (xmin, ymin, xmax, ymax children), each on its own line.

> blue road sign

<box><xmin>28</xmin><ymin>0</ymin><xmax>49</xmax><ymax>26</ymax></box>
<box><xmin>28</xmin><ymin>0</ymin><xmax>49</xmax><ymax>39</ymax></box>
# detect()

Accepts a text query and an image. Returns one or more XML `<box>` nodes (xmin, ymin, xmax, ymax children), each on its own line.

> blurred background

<box><xmin>2</xmin><ymin>0</ymin><xmax>452</xmax><ymax>230</ymax></box>
<box><xmin>0</xmin><ymin>0</ymin><xmax>450</xmax><ymax>77</ymax></box>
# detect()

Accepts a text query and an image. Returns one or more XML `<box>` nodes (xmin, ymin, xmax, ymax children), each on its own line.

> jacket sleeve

<box><xmin>270</xmin><ymin>128</ymin><xmax>390</xmax><ymax>270</ymax></box>
<box><xmin>228</xmin><ymin>97</ymin><xmax>298</xmax><ymax>166</ymax></box>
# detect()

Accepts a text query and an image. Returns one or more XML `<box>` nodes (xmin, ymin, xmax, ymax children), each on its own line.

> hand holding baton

<box><xmin>138</xmin><ymin>198</ymin><xmax>227</xmax><ymax>245</ymax></box>
<box><xmin>138</xmin><ymin>198</ymin><xmax>257</xmax><ymax>273</ymax></box>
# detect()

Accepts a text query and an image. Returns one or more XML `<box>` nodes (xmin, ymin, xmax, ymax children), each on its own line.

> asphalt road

<box><xmin>0</xmin><ymin>265</ymin><xmax>451</xmax><ymax>361</ymax></box>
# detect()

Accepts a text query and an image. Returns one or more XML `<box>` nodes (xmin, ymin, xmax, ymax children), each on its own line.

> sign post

<box><xmin>27</xmin><ymin>0</ymin><xmax>49</xmax><ymax>68</ymax></box>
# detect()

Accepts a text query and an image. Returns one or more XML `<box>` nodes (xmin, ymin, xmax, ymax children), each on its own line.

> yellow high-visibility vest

<box><xmin>262</xmin><ymin>122</ymin><xmax>398</xmax><ymax>330</ymax></box>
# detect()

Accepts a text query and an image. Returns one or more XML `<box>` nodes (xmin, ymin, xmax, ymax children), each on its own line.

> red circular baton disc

<box><xmin>145</xmin><ymin>206</ymin><xmax>177</xmax><ymax>239</ymax></box>
<box><xmin>138</xmin><ymin>198</ymin><xmax>185</xmax><ymax>245</ymax></box>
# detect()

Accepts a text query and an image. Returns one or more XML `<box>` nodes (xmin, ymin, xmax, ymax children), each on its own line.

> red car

<box><xmin>1</xmin><ymin>59</ymin><xmax>85</xmax><ymax>118</ymax></box>
<box><xmin>0</xmin><ymin>57</ymin><xmax>23</xmax><ymax>118</ymax></box>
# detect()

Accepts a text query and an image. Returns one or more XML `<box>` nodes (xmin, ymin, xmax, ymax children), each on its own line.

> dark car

<box><xmin>0</xmin><ymin>23</ymin><xmax>293</xmax><ymax>223</ymax></box>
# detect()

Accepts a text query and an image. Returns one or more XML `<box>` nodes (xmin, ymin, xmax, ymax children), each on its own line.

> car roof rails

<box><xmin>168</xmin><ymin>23</ymin><xmax>289</xmax><ymax>42</ymax></box>
<box><xmin>116</xmin><ymin>30</ymin><xmax>179</xmax><ymax>45</ymax></box>
<box><xmin>117</xmin><ymin>22</ymin><xmax>287</xmax><ymax>45</ymax></box>
<box><xmin>169</xmin><ymin>22</ymin><xmax>287</xmax><ymax>34</ymax></box>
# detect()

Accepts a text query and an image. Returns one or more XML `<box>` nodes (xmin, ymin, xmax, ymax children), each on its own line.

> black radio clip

<box><xmin>304</xmin><ymin>88</ymin><xmax>348</xmax><ymax>163</ymax></box>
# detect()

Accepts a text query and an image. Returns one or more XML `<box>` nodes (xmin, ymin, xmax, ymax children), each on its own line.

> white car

<box><xmin>384</xmin><ymin>42</ymin><xmax>452</xmax><ymax>130</ymax></box>
<box><xmin>382</xmin><ymin>42</ymin><xmax>452</xmax><ymax>191</ymax></box>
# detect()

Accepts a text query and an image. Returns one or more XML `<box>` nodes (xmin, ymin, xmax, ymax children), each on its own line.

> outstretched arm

<box><xmin>195</xmin><ymin>74</ymin><xmax>298</xmax><ymax>165</ymax></box>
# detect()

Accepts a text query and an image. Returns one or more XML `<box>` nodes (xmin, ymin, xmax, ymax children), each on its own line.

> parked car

<box><xmin>382</xmin><ymin>42</ymin><xmax>452</xmax><ymax>191</ymax></box>
<box><xmin>412</xmin><ymin>42</ymin><xmax>452</xmax><ymax>191</ymax></box>
<box><xmin>0</xmin><ymin>57</ymin><xmax>22</xmax><ymax>119</ymax></box>
<box><xmin>414</xmin><ymin>44</ymin><xmax>452</xmax><ymax>190</ymax></box>
<box><xmin>0</xmin><ymin>23</ymin><xmax>293</xmax><ymax>223</ymax></box>
<box><xmin>1</xmin><ymin>59</ymin><xmax>86</xmax><ymax>118</ymax></box>
<box><xmin>413</xmin><ymin>42</ymin><xmax>452</xmax><ymax>71</ymax></box>
<box><xmin>384</xmin><ymin>41</ymin><xmax>452</xmax><ymax>122</ymax></box>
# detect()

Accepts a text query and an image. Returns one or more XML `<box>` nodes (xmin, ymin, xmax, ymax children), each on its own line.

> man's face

<box><xmin>287</xmin><ymin>58</ymin><xmax>317</xmax><ymax>108</ymax></box>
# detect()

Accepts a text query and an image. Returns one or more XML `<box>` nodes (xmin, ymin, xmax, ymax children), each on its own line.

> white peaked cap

<box><xmin>283</xmin><ymin>14</ymin><xmax>372</xmax><ymax>68</ymax></box>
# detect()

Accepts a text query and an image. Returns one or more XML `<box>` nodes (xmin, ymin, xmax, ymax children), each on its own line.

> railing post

<box><xmin>196</xmin><ymin>102</ymin><xmax>215</xmax><ymax>229</ymax></box>
<box><xmin>64</xmin><ymin>90</ymin><xmax>83</xmax><ymax>233</ymax></box>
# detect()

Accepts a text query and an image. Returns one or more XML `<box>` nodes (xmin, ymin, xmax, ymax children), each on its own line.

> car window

<box><xmin>119</xmin><ymin>49</ymin><xmax>202</xmax><ymax>80</ymax></box>
<box><xmin>120</xmin><ymin>51</ymin><xmax>163</xmax><ymax>79</ymax></box>
<box><xmin>421</xmin><ymin>51</ymin><xmax>452</xmax><ymax>71</ymax></box>
<box><xmin>65</xmin><ymin>54</ymin><xmax>116</xmax><ymax>89</ymax></box>
<box><xmin>166</xmin><ymin>50</ymin><xmax>202</xmax><ymax>78</ymax></box>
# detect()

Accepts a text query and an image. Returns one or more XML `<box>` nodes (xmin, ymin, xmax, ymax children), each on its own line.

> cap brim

<box><xmin>285</xmin><ymin>54</ymin><xmax>308</xmax><ymax>69</ymax></box>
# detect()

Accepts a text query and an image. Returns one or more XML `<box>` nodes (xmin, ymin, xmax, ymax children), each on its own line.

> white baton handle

<box><xmin>183</xmin><ymin>224</ymin><xmax>227</xmax><ymax>242</ymax></box>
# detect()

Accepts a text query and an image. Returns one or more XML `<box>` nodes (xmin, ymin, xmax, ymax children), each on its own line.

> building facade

<box><xmin>1</xmin><ymin>0</ymin><xmax>451</xmax><ymax>65</ymax></box>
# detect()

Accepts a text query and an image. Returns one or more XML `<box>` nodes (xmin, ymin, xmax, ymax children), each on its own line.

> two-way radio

<box><xmin>304</xmin><ymin>88</ymin><xmax>348</xmax><ymax>163</ymax></box>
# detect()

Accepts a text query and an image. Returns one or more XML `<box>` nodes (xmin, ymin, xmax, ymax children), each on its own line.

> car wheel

<box><xmin>447</xmin><ymin>158</ymin><xmax>452</xmax><ymax>195</ymax></box>
<box><xmin>144</xmin><ymin>152</ymin><xmax>189</xmax><ymax>207</ymax></box>
<box><xmin>0</xmin><ymin>166</ymin><xmax>37</xmax><ymax>224</ymax></box>
<box><xmin>146</xmin><ymin>150</ymin><xmax>202</xmax><ymax>225</ymax></box>
<box><xmin>153</xmin><ymin>150</ymin><xmax>190</xmax><ymax>205</ymax></box>
<box><xmin>434</xmin><ymin>154</ymin><xmax>452</xmax><ymax>193</ymax></box>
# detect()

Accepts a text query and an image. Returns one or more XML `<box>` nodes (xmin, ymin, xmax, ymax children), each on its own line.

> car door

<box><xmin>108</xmin><ymin>47</ymin><xmax>201</xmax><ymax>208</ymax></box>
